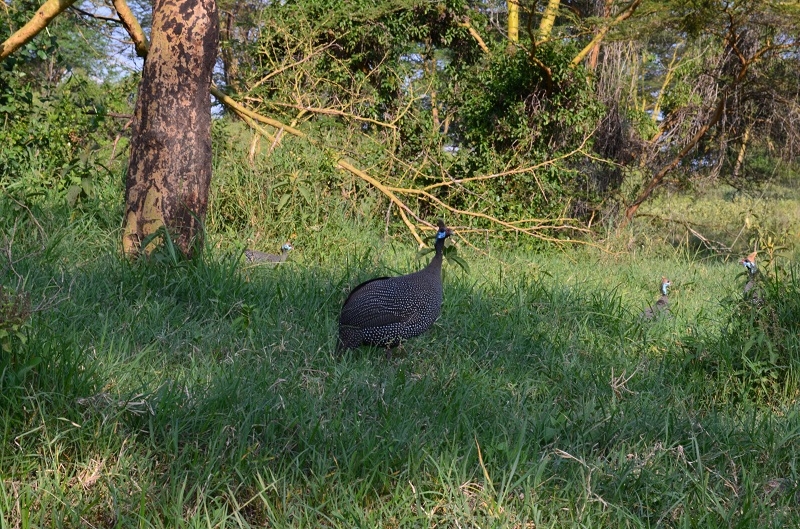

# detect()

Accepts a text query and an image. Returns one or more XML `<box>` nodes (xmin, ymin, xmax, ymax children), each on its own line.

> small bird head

<box><xmin>661</xmin><ymin>277</ymin><xmax>671</xmax><ymax>296</ymax></box>
<box><xmin>739</xmin><ymin>251</ymin><xmax>757</xmax><ymax>274</ymax></box>
<box><xmin>436</xmin><ymin>219</ymin><xmax>452</xmax><ymax>240</ymax></box>
<box><xmin>281</xmin><ymin>242</ymin><xmax>294</xmax><ymax>253</ymax></box>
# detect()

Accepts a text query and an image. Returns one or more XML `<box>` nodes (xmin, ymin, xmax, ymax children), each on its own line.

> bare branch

<box><xmin>253</xmin><ymin>99</ymin><xmax>397</xmax><ymax>130</ymax></box>
<box><xmin>70</xmin><ymin>6</ymin><xmax>121</xmax><ymax>24</ymax></box>
<box><xmin>459</xmin><ymin>17</ymin><xmax>489</xmax><ymax>54</ymax></box>
<box><xmin>111</xmin><ymin>0</ymin><xmax>149</xmax><ymax>57</ymax></box>
<box><xmin>0</xmin><ymin>0</ymin><xmax>78</xmax><ymax>61</ymax></box>
<box><xmin>570</xmin><ymin>0</ymin><xmax>642</xmax><ymax>68</ymax></box>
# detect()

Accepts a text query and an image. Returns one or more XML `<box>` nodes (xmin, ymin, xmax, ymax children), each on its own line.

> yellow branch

<box><xmin>570</xmin><ymin>0</ymin><xmax>642</xmax><ymax>68</ymax></box>
<box><xmin>389</xmin><ymin>185</ymin><xmax>591</xmax><ymax>245</ymax></box>
<box><xmin>256</xmin><ymin>100</ymin><xmax>397</xmax><ymax>130</ymax></box>
<box><xmin>336</xmin><ymin>159</ymin><xmax>425</xmax><ymax>246</ymax></box>
<box><xmin>211</xmin><ymin>86</ymin><xmax>306</xmax><ymax>137</ymax></box>
<box><xmin>459</xmin><ymin>17</ymin><xmax>489</xmax><ymax>54</ymax></box>
<box><xmin>211</xmin><ymin>86</ymin><xmax>427</xmax><ymax>246</ymax></box>
<box><xmin>421</xmin><ymin>139</ymin><xmax>591</xmax><ymax>191</ymax></box>
<box><xmin>537</xmin><ymin>0</ymin><xmax>561</xmax><ymax>44</ymax></box>
<box><xmin>112</xmin><ymin>0</ymin><xmax>149</xmax><ymax>57</ymax></box>
<box><xmin>0</xmin><ymin>0</ymin><xmax>77</xmax><ymax>60</ymax></box>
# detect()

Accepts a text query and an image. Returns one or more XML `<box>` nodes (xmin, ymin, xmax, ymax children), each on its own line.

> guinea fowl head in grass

<box><xmin>659</xmin><ymin>276</ymin><xmax>671</xmax><ymax>297</ymax></box>
<box><xmin>244</xmin><ymin>242</ymin><xmax>293</xmax><ymax>263</ymax></box>
<box><xmin>336</xmin><ymin>220</ymin><xmax>453</xmax><ymax>356</ymax></box>
<box><xmin>740</xmin><ymin>251</ymin><xmax>757</xmax><ymax>275</ymax></box>
<box><xmin>642</xmin><ymin>276</ymin><xmax>671</xmax><ymax>320</ymax></box>
<box><xmin>739</xmin><ymin>251</ymin><xmax>762</xmax><ymax>299</ymax></box>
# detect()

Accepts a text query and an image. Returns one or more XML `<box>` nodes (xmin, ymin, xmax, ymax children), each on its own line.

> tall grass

<box><xmin>2</xmin><ymin>132</ymin><xmax>799</xmax><ymax>527</ymax></box>
<box><xmin>2</xmin><ymin>184</ymin><xmax>799</xmax><ymax>527</ymax></box>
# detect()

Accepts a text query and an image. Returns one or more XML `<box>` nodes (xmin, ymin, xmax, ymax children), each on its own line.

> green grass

<box><xmin>635</xmin><ymin>182</ymin><xmax>800</xmax><ymax>257</ymax></box>
<box><xmin>1</xmin><ymin>194</ymin><xmax>800</xmax><ymax>528</ymax></box>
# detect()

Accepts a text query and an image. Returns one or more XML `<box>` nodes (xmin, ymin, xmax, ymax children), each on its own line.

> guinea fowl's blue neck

<box><xmin>428</xmin><ymin>231</ymin><xmax>447</xmax><ymax>269</ymax></box>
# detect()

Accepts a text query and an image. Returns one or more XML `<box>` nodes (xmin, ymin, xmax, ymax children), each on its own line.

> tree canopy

<box><xmin>2</xmin><ymin>0</ymin><xmax>800</xmax><ymax>245</ymax></box>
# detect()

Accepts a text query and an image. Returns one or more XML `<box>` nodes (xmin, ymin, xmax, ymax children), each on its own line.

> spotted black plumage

<box><xmin>245</xmin><ymin>242</ymin><xmax>293</xmax><ymax>263</ymax></box>
<box><xmin>642</xmin><ymin>276</ymin><xmax>671</xmax><ymax>319</ymax></box>
<box><xmin>337</xmin><ymin>220</ymin><xmax>452</xmax><ymax>354</ymax></box>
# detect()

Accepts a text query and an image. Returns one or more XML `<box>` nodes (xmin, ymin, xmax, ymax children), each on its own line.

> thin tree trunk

<box><xmin>122</xmin><ymin>0</ymin><xmax>219</xmax><ymax>258</ymax></box>
<box><xmin>537</xmin><ymin>0</ymin><xmax>560</xmax><ymax>43</ymax></box>
<box><xmin>650</xmin><ymin>42</ymin><xmax>681</xmax><ymax>126</ymax></box>
<box><xmin>508</xmin><ymin>0</ymin><xmax>519</xmax><ymax>44</ymax></box>
<box><xmin>587</xmin><ymin>0</ymin><xmax>611</xmax><ymax>71</ymax></box>
<box><xmin>731</xmin><ymin>122</ymin><xmax>752</xmax><ymax>181</ymax></box>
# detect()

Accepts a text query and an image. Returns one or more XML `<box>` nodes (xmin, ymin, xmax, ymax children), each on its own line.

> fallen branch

<box><xmin>634</xmin><ymin>213</ymin><xmax>732</xmax><ymax>253</ymax></box>
<box><xmin>211</xmin><ymin>86</ymin><xmax>428</xmax><ymax>245</ymax></box>
<box><xmin>254</xmin><ymin>99</ymin><xmax>397</xmax><ymax>130</ymax></box>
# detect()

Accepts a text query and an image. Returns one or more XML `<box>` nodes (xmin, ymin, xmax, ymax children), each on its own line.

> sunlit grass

<box><xmin>2</xmin><ymin>188</ymin><xmax>799</xmax><ymax>527</ymax></box>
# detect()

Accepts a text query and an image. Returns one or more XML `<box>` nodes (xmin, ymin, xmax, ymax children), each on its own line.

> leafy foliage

<box><xmin>439</xmin><ymin>41</ymin><xmax>604</xmax><ymax>220</ymax></box>
<box><xmin>0</xmin><ymin>2</ymin><xmax>136</xmax><ymax>206</ymax></box>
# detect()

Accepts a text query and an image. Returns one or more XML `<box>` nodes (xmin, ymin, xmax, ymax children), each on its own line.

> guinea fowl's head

<box><xmin>436</xmin><ymin>220</ymin><xmax>452</xmax><ymax>241</ymax></box>
<box><xmin>661</xmin><ymin>277</ymin><xmax>671</xmax><ymax>296</ymax></box>
<box><xmin>281</xmin><ymin>242</ymin><xmax>294</xmax><ymax>253</ymax></box>
<box><xmin>739</xmin><ymin>251</ymin><xmax>757</xmax><ymax>275</ymax></box>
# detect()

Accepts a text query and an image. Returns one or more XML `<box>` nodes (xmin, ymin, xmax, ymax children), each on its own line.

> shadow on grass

<box><xmin>3</xmin><ymin>248</ymin><xmax>800</xmax><ymax>526</ymax></box>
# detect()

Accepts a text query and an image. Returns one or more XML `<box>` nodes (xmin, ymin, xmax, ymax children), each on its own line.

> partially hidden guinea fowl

<box><xmin>739</xmin><ymin>251</ymin><xmax>762</xmax><ymax>303</ymax></box>
<box><xmin>641</xmin><ymin>276</ymin><xmax>671</xmax><ymax>319</ymax></box>
<box><xmin>244</xmin><ymin>242</ymin><xmax>293</xmax><ymax>263</ymax></box>
<box><xmin>336</xmin><ymin>220</ymin><xmax>452</xmax><ymax>356</ymax></box>
<box><xmin>740</xmin><ymin>251</ymin><xmax>757</xmax><ymax>293</ymax></box>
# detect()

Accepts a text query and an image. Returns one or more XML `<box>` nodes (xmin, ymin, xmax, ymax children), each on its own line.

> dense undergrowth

<box><xmin>1</xmin><ymin>153</ymin><xmax>799</xmax><ymax>526</ymax></box>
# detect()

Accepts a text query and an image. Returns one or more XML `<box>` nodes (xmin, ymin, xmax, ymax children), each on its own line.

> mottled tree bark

<box><xmin>122</xmin><ymin>0</ymin><xmax>219</xmax><ymax>258</ymax></box>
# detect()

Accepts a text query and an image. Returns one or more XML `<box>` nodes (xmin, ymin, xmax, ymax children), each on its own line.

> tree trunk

<box><xmin>122</xmin><ymin>0</ymin><xmax>219</xmax><ymax>258</ymax></box>
<box><xmin>507</xmin><ymin>0</ymin><xmax>519</xmax><ymax>44</ymax></box>
<box><xmin>537</xmin><ymin>0</ymin><xmax>560</xmax><ymax>43</ymax></box>
<box><xmin>731</xmin><ymin>122</ymin><xmax>752</xmax><ymax>182</ymax></box>
<box><xmin>587</xmin><ymin>0</ymin><xmax>611</xmax><ymax>71</ymax></box>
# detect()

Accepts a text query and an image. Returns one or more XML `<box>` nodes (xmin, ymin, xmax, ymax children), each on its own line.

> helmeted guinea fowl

<box><xmin>336</xmin><ymin>220</ymin><xmax>452</xmax><ymax>355</ymax></box>
<box><xmin>244</xmin><ymin>242</ymin><xmax>293</xmax><ymax>264</ymax></box>
<box><xmin>739</xmin><ymin>251</ymin><xmax>762</xmax><ymax>303</ymax></box>
<box><xmin>641</xmin><ymin>276</ymin><xmax>671</xmax><ymax>319</ymax></box>
<box><xmin>740</xmin><ymin>251</ymin><xmax>757</xmax><ymax>293</ymax></box>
